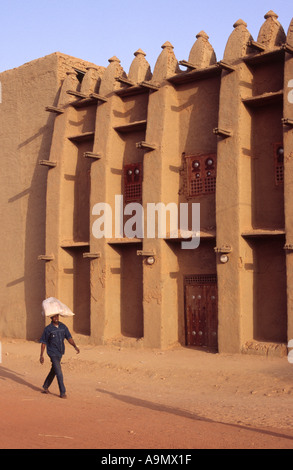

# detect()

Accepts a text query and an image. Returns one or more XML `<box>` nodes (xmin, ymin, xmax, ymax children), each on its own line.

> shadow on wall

<box><xmin>24</xmin><ymin>112</ymin><xmax>57</xmax><ymax>339</ymax></box>
<box><xmin>6</xmin><ymin>100</ymin><xmax>58</xmax><ymax>340</ymax></box>
<box><xmin>26</xmin><ymin>122</ymin><xmax>53</xmax><ymax>339</ymax></box>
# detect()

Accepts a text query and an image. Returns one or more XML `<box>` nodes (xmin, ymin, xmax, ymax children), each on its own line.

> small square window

<box><xmin>123</xmin><ymin>163</ymin><xmax>143</xmax><ymax>202</ymax></box>
<box><xmin>186</xmin><ymin>154</ymin><xmax>216</xmax><ymax>197</ymax></box>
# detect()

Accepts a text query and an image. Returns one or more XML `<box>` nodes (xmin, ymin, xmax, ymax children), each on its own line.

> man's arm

<box><xmin>67</xmin><ymin>337</ymin><xmax>80</xmax><ymax>354</ymax></box>
<box><xmin>40</xmin><ymin>343</ymin><xmax>46</xmax><ymax>364</ymax></box>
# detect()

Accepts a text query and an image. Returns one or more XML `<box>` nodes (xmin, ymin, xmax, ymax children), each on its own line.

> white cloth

<box><xmin>41</xmin><ymin>297</ymin><xmax>75</xmax><ymax>317</ymax></box>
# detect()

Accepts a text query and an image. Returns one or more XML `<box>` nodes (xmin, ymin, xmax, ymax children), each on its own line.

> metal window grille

<box><xmin>274</xmin><ymin>142</ymin><xmax>284</xmax><ymax>186</ymax></box>
<box><xmin>185</xmin><ymin>274</ymin><xmax>217</xmax><ymax>285</ymax></box>
<box><xmin>186</xmin><ymin>154</ymin><xmax>216</xmax><ymax>197</ymax></box>
<box><xmin>204</xmin><ymin>176</ymin><xmax>216</xmax><ymax>193</ymax></box>
<box><xmin>190</xmin><ymin>178</ymin><xmax>203</xmax><ymax>195</ymax></box>
<box><xmin>124</xmin><ymin>163</ymin><xmax>142</xmax><ymax>202</ymax></box>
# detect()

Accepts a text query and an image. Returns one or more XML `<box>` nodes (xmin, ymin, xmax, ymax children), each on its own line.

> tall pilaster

<box><xmin>89</xmin><ymin>56</ymin><xmax>126</xmax><ymax>343</ymax></box>
<box><xmin>284</xmin><ymin>18</ymin><xmax>293</xmax><ymax>342</ymax></box>
<box><xmin>44</xmin><ymin>64</ymin><xmax>104</xmax><ymax>336</ymax></box>
<box><xmin>44</xmin><ymin>71</ymin><xmax>80</xmax><ymax>313</ymax></box>
<box><xmin>215</xmin><ymin>20</ymin><xmax>253</xmax><ymax>352</ymax></box>
<box><xmin>142</xmin><ymin>42</ymin><xmax>180</xmax><ymax>348</ymax></box>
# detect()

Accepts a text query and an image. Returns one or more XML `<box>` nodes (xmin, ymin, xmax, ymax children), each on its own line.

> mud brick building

<box><xmin>1</xmin><ymin>11</ymin><xmax>293</xmax><ymax>355</ymax></box>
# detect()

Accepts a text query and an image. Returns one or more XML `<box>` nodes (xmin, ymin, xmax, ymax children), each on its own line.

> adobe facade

<box><xmin>1</xmin><ymin>11</ymin><xmax>293</xmax><ymax>355</ymax></box>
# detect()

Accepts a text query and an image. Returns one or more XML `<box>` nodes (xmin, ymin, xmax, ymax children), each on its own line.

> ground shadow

<box><xmin>0</xmin><ymin>366</ymin><xmax>41</xmax><ymax>393</ymax></box>
<box><xmin>96</xmin><ymin>387</ymin><xmax>293</xmax><ymax>443</ymax></box>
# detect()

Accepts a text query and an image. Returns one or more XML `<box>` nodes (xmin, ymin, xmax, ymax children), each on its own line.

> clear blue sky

<box><xmin>0</xmin><ymin>0</ymin><xmax>292</xmax><ymax>74</ymax></box>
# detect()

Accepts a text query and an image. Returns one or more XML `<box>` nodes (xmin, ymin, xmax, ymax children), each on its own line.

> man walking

<box><xmin>39</xmin><ymin>314</ymin><xmax>80</xmax><ymax>398</ymax></box>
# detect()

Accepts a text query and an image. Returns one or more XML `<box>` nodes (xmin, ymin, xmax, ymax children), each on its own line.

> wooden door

<box><xmin>185</xmin><ymin>276</ymin><xmax>218</xmax><ymax>350</ymax></box>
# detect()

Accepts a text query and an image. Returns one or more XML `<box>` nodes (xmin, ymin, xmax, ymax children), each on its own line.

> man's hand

<box><xmin>40</xmin><ymin>343</ymin><xmax>46</xmax><ymax>364</ymax></box>
<box><xmin>68</xmin><ymin>337</ymin><xmax>80</xmax><ymax>354</ymax></box>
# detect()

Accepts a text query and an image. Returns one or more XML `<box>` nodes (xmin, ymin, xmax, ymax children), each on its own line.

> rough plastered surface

<box><xmin>1</xmin><ymin>12</ymin><xmax>293</xmax><ymax>357</ymax></box>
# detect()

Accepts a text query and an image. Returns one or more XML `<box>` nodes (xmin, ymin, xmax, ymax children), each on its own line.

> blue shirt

<box><xmin>40</xmin><ymin>322</ymin><xmax>72</xmax><ymax>358</ymax></box>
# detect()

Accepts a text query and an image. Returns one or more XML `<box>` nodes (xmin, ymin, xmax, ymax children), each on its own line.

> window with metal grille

<box><xmin>186</xmin><ymin>154</ymin><xmax>216</xmax><ymax>197</ymax></box>
<box><xmin>185</xmin><ymin>274</ymin><xmax>217</xmax><ymax>285</ymax></box>
<box><xmin>123</xmin><ymin>163</ymin><xmax>142</xmax><ymax>202</ymax></box>
<box><xmin>274</xmin><ymin>143</ymin><xmax>284</xmax><ymax>186</ymax></box>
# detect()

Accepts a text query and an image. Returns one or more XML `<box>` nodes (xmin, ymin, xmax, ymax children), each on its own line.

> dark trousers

<box><xmin>43</xmin><ymin>355</ymin><xmax>66</xmax><ymax>396</ymax></box>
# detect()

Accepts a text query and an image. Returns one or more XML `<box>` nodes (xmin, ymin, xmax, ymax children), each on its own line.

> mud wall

<box><xmin>1</xmin><ymin>11</ymin><xmax>293</xmax><ymax>354</ymax></box>
<box><xmin>0</xmin><ymin>53</ymin><xmax>104</xmax><ymax>340</ymax></box>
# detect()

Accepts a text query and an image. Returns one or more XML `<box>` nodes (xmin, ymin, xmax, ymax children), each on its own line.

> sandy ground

<box><xmin>0</xmin><ymin>337</ymin><xmax>293</xmax><ymax>451</ymax></box>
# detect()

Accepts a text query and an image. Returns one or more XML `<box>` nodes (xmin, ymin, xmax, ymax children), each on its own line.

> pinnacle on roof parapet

<box><xmin>99</xmin><ymin>55</ymin><xmax>125</xmax><ymax>95</ymax></box>
<box><xmin>108</xmin><ymin>56</ymin><xmax>121</xmax><ymax>63</ymax></box>
<box><xmin>196</xmin><ymin>31</ymin><xmax>209</xmax><ymax>40</ymax></box>
<box><xmin>264</xmin><ymin>10</ymin><xmax>278</xmax><ymax>19</ymax></box>
<box><xmin>224</xmin><ymin>18</ymin><xmax>252</xmax><ymax>61</ymax></box>
<box><xmin>128</xmin><ymin>48</ymin><xmax>152</xmax><ymax>83</ymax></box>
<box><xmin>134</xmin><ymin>49</ymin><xmax>146</xmax><ymax>57</ymax></box>
<box><xmin>152</xmin><ymin>41</ymin><xmax>179</xmax><ymax>81</ymax></box>
<box><xmin>80</xmin><ymin>66</ymin><xmax>101</xmax><ymax>96</ymax></box>
<box><xmin>161</xmin><ymin>41</ymin><xmax>174</xmax><ymax>49</ymax></box>
<box><xmin>58</xmin><ymin>70</ymin><xmax>80</xmax><ymax>107</ymax></box>
<box><xmin>233</xmin><ymin>19</ymin><xmax>248</xmax><ymax>28</ymax></box>
<box><xmin>187</xmin><ymin>29</ymin><xmax>216</xmax><ymax>69</ymax></box>
<box><xmin>257</xmin><ymin>9</ymin><xmax>285</xmax><ymax>49</ymax></box>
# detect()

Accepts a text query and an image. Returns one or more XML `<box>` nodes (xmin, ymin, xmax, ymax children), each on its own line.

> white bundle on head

<box><xmin>41</xmin><ymin>297</ymin><xmax>75</xmax><ymax>317</ymax></box>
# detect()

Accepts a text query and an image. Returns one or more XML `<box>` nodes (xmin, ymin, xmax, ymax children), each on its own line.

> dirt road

<box><xmin>0</xmin><ymin>338</ymin><xmax>293</xmax><ymax>451</ymax></box>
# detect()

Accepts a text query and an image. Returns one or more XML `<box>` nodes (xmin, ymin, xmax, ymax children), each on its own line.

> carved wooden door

<box><xmin>185</xmin><ymin>276</ymin><xmax>218</xmax><ymax>350</ymax></box>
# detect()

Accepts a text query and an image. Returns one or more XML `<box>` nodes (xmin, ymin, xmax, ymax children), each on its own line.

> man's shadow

<box><xmin>96</xmin><ymin>387</ymin><xmax>293</xmax><ymax>443</ymax></box>
<box><xmin>0</xmin><ymin>365</ymin><xmax>41</xmax><ymax>392</ymax></box>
